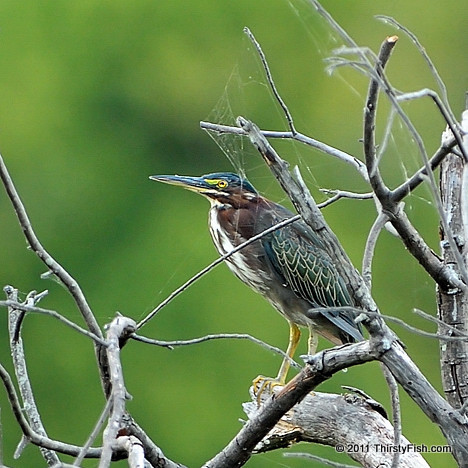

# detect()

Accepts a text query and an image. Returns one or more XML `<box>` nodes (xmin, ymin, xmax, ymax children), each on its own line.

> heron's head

<box><xmin>150</xmin><ymin>172</ymin><xmax>258</xmax><ymax>207</ymax></box>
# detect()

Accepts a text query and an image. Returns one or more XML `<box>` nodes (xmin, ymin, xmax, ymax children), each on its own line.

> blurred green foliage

<box><xmin>0</xmin><ymin>1</ymin><xmax>466</xmax><ymax>467</ymax></box>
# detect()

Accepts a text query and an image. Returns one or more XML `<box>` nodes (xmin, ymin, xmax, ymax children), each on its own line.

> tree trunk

<box><xmin>438</xmin><ymin>107</ymin><xmax>468</xmax><ymax>408</ymax></box>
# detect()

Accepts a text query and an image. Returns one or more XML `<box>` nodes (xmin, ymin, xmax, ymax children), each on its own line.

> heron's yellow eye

<box><xmin>217</xmin><ymin>180</ymin><xmax>228</xmax><ymax>189</ymax></box>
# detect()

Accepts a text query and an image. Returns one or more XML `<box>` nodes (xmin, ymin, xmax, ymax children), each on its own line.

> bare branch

<box><xmin>0</xmin><ymin>363</ymin><xmax>105</xmax><ymax>459</ymax></box>
<box><xmin>114</xmin><ymin>436</ymin><xmax>145</xmax><ymax>468</ymax></box>
<box><xmin>391</xmin><ymin>136</ymin><xmax>457</xmax><ymax>202</ymax></box>
<box><xmin>0</xmin><ymin>155</ymin><xmax>102</xmax><ymax>339</ymax></box>
<box><xmin>362</xmin><ymin>213</ymin><xmax>388</xmax><ymax>289</ymax></box>
<box><xmin>381</xmin><ymin>365</ymin><xmax>402</xmax><ymax>468</ymax></box>
<box><xmin>255</xmin><ymin>388</ymin><xmax>428</xmax><ymax>468</ymax></box>
<box><xmin>361</xmin><ymin>37</ymin><xmax>465</xmax><ymax>291</ymax></box>
<box><xmin>243</xmin><ymin>27</ymin><xmax>296</xmax><ymax>135</ymax></box>
<box><xmin>73</xmin><ymin>397</ymin><xmax>113</xmax><ymax>467</ymax></box>
<box><xmin>310</xmin><ymin>1</ymin><xmax>466</xmax><ymax>292</ymax></box>
<box><xmin>375</xmin><ymin>15</ymin><xmax>457</xmax><ymax>126</ymax></box>
<box><xmin>437</xmin><ymin>128</ymin><xmax>468</xmax><ymax>408</ymax></box>
<box><xmin>413</xmin><ymin>308</ymin><xmax>468</xmax><ymax>338</ymax></box>
<box><xmin>379</xmin><ymin>343</ymin><xmax>468</xmax><ymax>465</ymax></box>
<box><xmin>318</xmin><ymin>189</ymin><xmax>373</xmax><ymax>208</ymax></box>
<box><xmin>363</xmin><ymin>35</ymin><xmax>398</xmax><ymax>198</ymax></box>
<box><xmin>0</xmin><ymin>298</ymin><xmax>108</xmax><ymax>347</ymax></box>
<box><xmin>132</xmin><ymin>333</ymin><xmax>301</xmax><ymax>370</ymax></box>
<box><xmin>395</xmin><ymin>87</ymin><xmax>466</xmax><ymax>162</ymax></box>
<box><xmin>362</xmin><ymin>309</ymin><xmax>468</xmax><ymax>342</ymax></box>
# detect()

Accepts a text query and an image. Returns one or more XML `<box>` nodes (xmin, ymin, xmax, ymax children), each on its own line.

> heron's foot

<box><xmin>252</xmin><ymin>375</ymin><xmax>284</xmax><ymax>405</ymax></box>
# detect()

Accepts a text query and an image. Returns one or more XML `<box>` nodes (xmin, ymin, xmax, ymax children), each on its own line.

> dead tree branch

<box><xmin>438</xmin><ymin>119</ymin><xmax>468</xmax><ymax>408</ymax></box>
<box><xmin>132</xmin><ymin>333</ymin><xmax>302</xmax><ymax>370</ymax></box>
<box><xmin>243</xmin><ymin>27</ymin><xmax>296</xmax><ymax>135</ymax></box>
<box><xmin>244</xmin><ymin>390</ymin><xmax>429</xmax><ymax>468</ymax></box>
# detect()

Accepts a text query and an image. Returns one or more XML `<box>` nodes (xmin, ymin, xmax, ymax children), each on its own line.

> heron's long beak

<box><xmin>150</xmin><ymin>175</ymin><xmax>210</xmax><ymax>193</ymax></box>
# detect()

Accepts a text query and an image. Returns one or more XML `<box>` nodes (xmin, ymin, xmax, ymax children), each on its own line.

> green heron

<box><xmin>150</xmin><ymin>172</ymin><xmax>362</xmax><ymax>392</ymax></box>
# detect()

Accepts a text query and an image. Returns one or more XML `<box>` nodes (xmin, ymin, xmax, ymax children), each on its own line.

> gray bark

<box><xmin>244</xmin><ymin>390</ymin><xmax>430</xmax><ymax>468</ymax></box>
<box><xmin>438</xmin><ymin>120</ymin><xmax>468</xmax><ymax>408</ymax></box>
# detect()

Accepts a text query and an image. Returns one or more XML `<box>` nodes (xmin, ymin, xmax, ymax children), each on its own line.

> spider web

<box><xmin>203</xmin><ymin>39</ymin><xmax>306</xmax><ymax>199</ymax></box>
<box><xmin>204</xmin><ymin>0</ymin><xmax>445</xmax><ymax>225</ymax></box>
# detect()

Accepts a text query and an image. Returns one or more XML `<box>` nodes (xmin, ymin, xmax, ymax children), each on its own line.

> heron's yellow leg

<box><xmin>253</xmin><ymin>322</ymin><xmax>301</xmax><ymax>403</ymax></box>
<box><xmin>275</xmin><ymin>322</ymin><xmax>301</xmax><ymax>383</ymax></box>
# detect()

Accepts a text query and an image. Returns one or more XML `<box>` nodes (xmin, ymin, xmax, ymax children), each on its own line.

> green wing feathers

<box><xmin>264</xmin><ymin>223</ymin><xmax>363</xmax><ymax>342</ymax></box>
<box><xmin>269</xmin><ymin>228</ymin><xmax>353</xmax><ymax>308</ymax></box>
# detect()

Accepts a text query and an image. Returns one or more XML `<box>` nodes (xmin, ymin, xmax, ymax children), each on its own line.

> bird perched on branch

<box><xmin>150</xmin><ymin>172</ymin><xmax>363</xmax><ymax>394</ymax></box>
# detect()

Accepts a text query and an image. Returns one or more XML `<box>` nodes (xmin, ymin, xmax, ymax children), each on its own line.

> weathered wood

<box><xmin>244</xmin><ymin>390</ymin><xmax>430</xmax><ymax>468</ymax></box>
<box><xmin>438</xmin><ymin>120</ymin><xmax>468</xmax><ymax>408</ymax></box>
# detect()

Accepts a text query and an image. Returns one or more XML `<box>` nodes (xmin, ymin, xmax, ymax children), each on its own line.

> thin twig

<box><xmin>307</xmin><ymin>305</ymin><xmax>468</xmax><ymax>342</ymax></box>
<box><xmin>309</xmin><ymin>0</ymin><xmax>364</xmax><ymax>50</ymax></box>
<box><xmin>391</xmin><ymin>136</ymin><xmax>457</xmax><ymax>202</ymax></box>
<box><xmin>363</xmin><ymin>35</ymin><xmax>398</xmax><ymax>199</ymax></box>
<box><xmin>362</xmin><ymin>213</ymin><xmax>389</xmax><ymax>290</ymax></box>
<box><xmin>395</xmin><ymin>88</ymin><xmax>467</xmax><ymax>162</ymax></box>
<box><xmin>381</xmin><ymin>365</ymin><xmax>402</xmax><ymax>468</ymax></box>
<box><xmin>375</xmin><ymin>15</ymin><xmax>457</xmax><ymax>126</ymax></box>
<box><xmin>0</xmin><ymin>299</ymin><xmax>108</xmax><ymax>347</ymax></box>
<box><xmin>413</xmin><ymin>308</ymin><xmax>468</xmax><ymax>338</ymax></box>
<box><xmin>319</xmin><ymin>189</ymin><xmax>373</xmax><ymax>208</ymax></box>
<box><xmin>73</xmin><ymin>397</ymin><xmax>113</xmax><ymax>466</ymax></box>
<box><xmin>243</xmin><ymin>27</ymin><xmax>297</xmax><ymax>135</ymax></box>
<box><xmin>132</xmin><ymin>333</ymin><xmax>302</xmax><ymax>370</ymax></box>
<box><xmin>137</xmin><ymin>215</ymin><xmax>301</xmax><ymax>329</ymax></box>
<box><xmin>365</xmin><ymin>310</ymin><xmax>468</xmax><ymax>342</ymax></box>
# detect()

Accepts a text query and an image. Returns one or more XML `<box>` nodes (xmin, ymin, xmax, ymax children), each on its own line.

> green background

<box><xmin>0</xmin><ymin>1</ymin><xmax>466</xmax><ymax>466</ymax></box>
